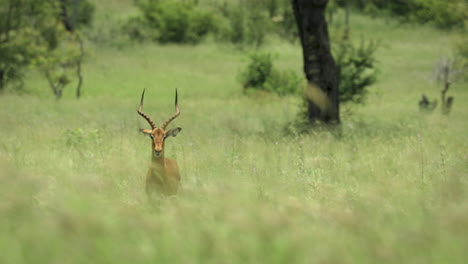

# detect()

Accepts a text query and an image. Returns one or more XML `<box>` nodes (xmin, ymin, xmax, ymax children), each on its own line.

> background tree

<box><xmin>292</xmin><ymin>0</ymin><xmax>340</xmax><ymax>124</ymax></box>
<box><xmin>0</xmin><ymin>0</ymin><xmax>93</xmax><ymax>98</ymax></box>
<box><xmin>57</xmin><ymin>0</ymin><xmax>93</xmax><ymax>98</ymax></box>
<box><xmin>432</xmin><ymin>56</ymin><xmax>465</xmax><ymax>115</ymax></box>
<box><xmin>0</xmin><ymin>0</ymin><xmax>51</xmax><ymax>91</ymax></box>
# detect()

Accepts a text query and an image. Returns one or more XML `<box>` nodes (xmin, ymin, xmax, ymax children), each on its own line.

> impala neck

<box><xmin>151</xmin><ymin>151</ymin><xmax>165</xmax><ymax>165</ymax></box>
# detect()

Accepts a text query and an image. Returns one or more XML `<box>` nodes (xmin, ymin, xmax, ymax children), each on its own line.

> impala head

<box><xmin>138</xmin><ymin>89</ymin><xmax>181</xmax><ymax>158</ymax></box>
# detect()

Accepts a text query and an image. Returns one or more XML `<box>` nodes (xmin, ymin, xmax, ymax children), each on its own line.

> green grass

<box><xmin>1</xmin><ymin>2</ymin><xmax>468</xmax><ymax>263</ymax></box>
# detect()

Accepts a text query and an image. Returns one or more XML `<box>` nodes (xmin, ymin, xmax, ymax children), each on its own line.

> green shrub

<box><xmin>455</xmin><ymin>36</ymin><xmax>468</xmax><ymax>78</ymax></box>
<box><xmin>337</xmin><ymin>0</ymin><xmax>468</xmax><ymax>29</ymax></box>
<box><xmin>334</xmin><ymin>38</ymin><xmax>379</xmax><ymax>104</ymax></box>
<box><xmin>412</xmin><ymin>0</ymin><xmax>467</xmax><ymax>29</ymax></box>
<box><xmin>129</xmin><ymin>0</ymin><xmax>218</xmax><ymax>44</ymax></box>
<box><xmin>239</xmin><ymin>52</ymin><xmax>301</xmax><ymax>96</ymax></box>
<box><xmin>121</xmin><ymin>16</ymin><xmax>153</xmax><ymax>42</ymax></box>
<box><xmin>207</xmin><ymin>0</ymin><xmax>297</xmax><ymax>46</ymax></box>
<box><xmin>0</xmin><ymin>27</ymin><xmax>44</xmax><ymax>91</ymax></box>
<box><xmin>240</xmin><ymin>53</ymin><xmax>274</xmax><ymax>89</ymax></box>
<box><xmin>64</xmin><ymin>0</ymin><xmax>95</xmax><ymax>29</ymax></box>
<box><xmin>264</xmin><ymin>69</ymin><xmax>302</xmax><ymax>96</ymax></box>
<box><xmin>219</xmin><ymin>6</ymin><xmax>246</xmax><ymax>44</ymax></box>
<box><xmin>449</xmin><ymin>37</ymin><xmax>468</xmax><ymax>82</ymax></box>
<box><xmin>215</xmin><ymin>3</ymin><xmax>271</xmax><ymax>47</ymax></box>
<box><xmin>273</xmin><ymin>0</ymin><xmax>298</xmax><ymax>41</ymax></box>
<box><xmin>188</xmin><ymin>7</ymin><xmax>218</xmax><ymax>40</ymax></box>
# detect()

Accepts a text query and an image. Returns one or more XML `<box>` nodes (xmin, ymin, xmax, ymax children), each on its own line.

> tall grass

<box><xmin>1</xmin><ymin>2</ymin><xmax>467</xmax><ymax>263</ymax></box>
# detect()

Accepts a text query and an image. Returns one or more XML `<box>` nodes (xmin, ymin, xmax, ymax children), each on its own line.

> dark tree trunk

<box><xmin>441</xmin><ymin>65</ymin><xmax>453</xmax><ymax>115</ymax></box>
<box><xmin>292</xmin><ymin>0</ymin><xmax>340</xmax><ymax>124</ymax></box>
<box><xmin>0</xmin><ymin>70</ymin><xmax>4</xmax><ymax>91</ymax></box>
<box><xmin>59</xmin><ymin>0</ymin><xmax>85</xmax><ymax>99</ymax></box>
<box><xmin>75</xmin><ymin>34</ymin><xmax>84</xmax><ymax>98</ymax></box>
<box><xmin>59</xmin><ymin>0</ymin><xmax>74</xmax><ymax>32</ymax></box>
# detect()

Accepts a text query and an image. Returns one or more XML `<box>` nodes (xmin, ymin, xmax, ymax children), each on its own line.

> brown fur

<box><xmin>143</xmin><ymin>128</ymin><xmax>181</xmax><ymax>197</ymax></box>
<box><xmin>146</xmin><ymin>156</ymin><xmax>180</xmax><ymax>197</ymax></box>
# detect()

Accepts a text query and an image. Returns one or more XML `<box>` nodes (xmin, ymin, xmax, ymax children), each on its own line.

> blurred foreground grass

<box><xmin>1</xmin><ymin>91</ymin><xmax>467</xmax><ymax>263</ymax></box>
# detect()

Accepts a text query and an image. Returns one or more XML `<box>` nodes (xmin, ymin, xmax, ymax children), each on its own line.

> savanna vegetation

<box><xmin>1</xmin><ymin>0</ymin><xmax>467</xmax><ymax>263</ymax></box>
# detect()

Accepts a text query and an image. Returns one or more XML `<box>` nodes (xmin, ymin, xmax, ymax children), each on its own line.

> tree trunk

<box><xmin>75</xmin><ymin>34</ymin><xmax>84</xmax><ymax>98</ymax></box>
<box><xmin>0</xmin><ymin>70</ymin><xmax>4</xmax><ymax>91</ymax></box>
<box><xmin>59</xmin><ymin>0</ymin><xmax>74</xmax><ymax>32</ymax></box>
<box><xmin>441</xmin><ymin>65</ymin><xmax>453</xmax><ymax>115</ymax></box>
<box><xmin>292</xmin><ymin>0</ymin><xmax>340</xmax><ymax>124</ymax></box>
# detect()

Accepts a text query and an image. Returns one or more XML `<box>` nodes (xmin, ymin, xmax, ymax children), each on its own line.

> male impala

<box><xmin>138</xmin><ymin>89</ymin><xmax>182</xmax><ymax>197</ymax></box>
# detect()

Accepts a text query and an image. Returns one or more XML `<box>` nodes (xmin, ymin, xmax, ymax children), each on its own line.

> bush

<box><xmin>274</xmin><ymin>0</ymin><xmax>299</xmax><ymax>41</ymax></box>
<box><xmin>264</xmin><ymin>69</ymin><xmax>302</xmax><ymax>96</ymax></box>
<box><xmin>333</xmin><ymin>38</ymin><xmax>379</xmax><ymax>104</ymax></box>
<box><xmin>128</xmin><ymin>0</ymin><xmax>218</xmax><ymax>44</ymax></box>
<box><xmin>121</xmin><ymin>16</ymin><xmax>153</xmax><ymax>42</ymax></box>
<box><xmin>215</xmin><ymin>3</ymin><xmax>271</xmax><ymax>47</ymax></box>
<box><xmin>412</xmin><ymin>0</ymin><xmax>467</xmax><ymax>29</ymax></box>
<box><xmin>239</xmin><ymin>52</ymin><xmax>302</xmax><ymax>96</ymax></box>
<box><xmin>63</xmin><ymin>0</ymin><xmax>95</xmax><ymax>29</ymax></box>
<box><xmin>240</xmin><ymin>53</ymin><xmax>274</xmax><ymax>89</ymax></box>
<box><xmin>0</xmin><ymin>27</ymin><xmax>45</xmax><ymax>91</ymax></box>
<box><xmin>126</xmin><ymin>0</ymin><xmax>295</xmax><ymax>47</ymax></box>
<box><xmin>455</xmin><ymin>36</ymin><xmax>468</xmax><ymax>79</ymax></box>
<box><xmin>211</xmin><ymin>0</ymin><xmax>300</xmax><ymax>47</ymax></box>
<box><xmin>337</xmin><ymin>0</ymin><xmax>468</xmax><ymax>29</ymax></box>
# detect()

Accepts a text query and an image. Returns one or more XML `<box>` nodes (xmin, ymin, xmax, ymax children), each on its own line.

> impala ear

<box><xmin>165</xmin><ymin>127</ymin><xmax>181</xmax><ymax>138</ymax></box>
<box><xmin>140</xmin><ymin>129</ymin><xmax>152</xmax><ymax>135</ymax></box>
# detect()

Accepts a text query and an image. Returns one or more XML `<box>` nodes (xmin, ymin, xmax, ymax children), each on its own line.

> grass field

<box><xmin>1</xmin><ymin>1</ymin><xmax>467</xmax><ymax>263</ymax></box>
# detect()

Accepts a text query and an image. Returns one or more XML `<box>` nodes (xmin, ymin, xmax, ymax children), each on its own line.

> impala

<box><xmin>138</xmin><ymin>89</ymin><xmax>182</xmax><ymax>197</ymax></box>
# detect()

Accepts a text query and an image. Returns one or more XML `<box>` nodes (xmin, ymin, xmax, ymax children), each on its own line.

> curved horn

<box><xmin>161</xmin><ymin>89</ymin><xmax>180</xmax><ymax>130</ymax></box>
<box><xmin>137</xmin><ymin>89</ymin><xmax>157</xmax><ymax>129</ymax></box>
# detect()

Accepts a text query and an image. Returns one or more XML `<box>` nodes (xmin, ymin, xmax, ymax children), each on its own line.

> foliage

<box><xmin>264</xmin><ymin>69</ymin><xmax>302</xmax><ymax>96</ymax></box>
<box><xmin>273</xmin><ymin>0</ymin><xmax>298</xmax><ymax>41</ymax></box>
<box><xmin>212</xmin><ymin>2</ymin><xmax>271</xmax><ymax>47</ymax></box>
<box><xmin>336</xmin><ymin>0</ymin><xmax>468</xmax><ymax>29</ymax></box>
<box><xmin>0</xmin><ymin>27</ymin><xmax>45</xmax><ymax>91</ymax></box>
<box><xmin>63</xmin><ymin>0</ymin><xmax>95</xmax><ymax>29</ymax></box>
<box><xmin>213</xmin><ymin>0</ymin><xmax>297</xmax><ymax>46</ymax></box>
<box><xmin>125</xmin><ymin>0</ymin><xmax>296</xmax><ymax>47</ymax></box>
<box><xmin>126</xmin><ymin>0</ymin><xmax>218</xmax><ymax>44</ymax></box>
<box><xmin>121</xmin><ymin>16</ymin><xmax>152</xmax><ymax>42</ymax></box>
<box><xmin>0</xmin><ymin>0</ymin><xmax>51</xmax><ymax>90</ymax></box>
<box><xmin>40</xmin><ymin>30</ymin><xmax>84</xmax><ymax>99</ymax></box>
<box><xmin>240</xmin><ymin>53</ymin><xmax>273</xmax><ymax>89</ymax></box>
<box><xmin>333</xmin><ymin>37</ymin><xmax>379</xmax><ymax>104</ymax></box>
<box><xmin>413</xmin><ymin>0</ymin><xmax>467</xmax><ymax>29</ymax></box>
<box><xmin>455</xmin><ymin>36</ymin><xmax>468</xmax><ymax>80</ymax></box>
<box><xmin>240</xmin><ymin>52</ymin><xmax>302</xmax><ymax>96</ymax></box>
<box><xmin>0</xmin><ymin>0</ymin><xmax>92</xmax><ymax>96</ymax></box>
<box><xmin>326</xmin><ymin>0</ymin><xmax>340</xmax><ymax>24</ymax></box>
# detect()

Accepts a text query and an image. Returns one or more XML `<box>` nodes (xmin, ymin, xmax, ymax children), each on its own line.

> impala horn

<box><xmin>137</xmin><ymin>89</ymin><xmax>157</xmax><ymax>130</ymax></box>
<box><xmin>161</xmin><ymin>89</ymin><xmax>180</xmax><ymax>130</ymax></box>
